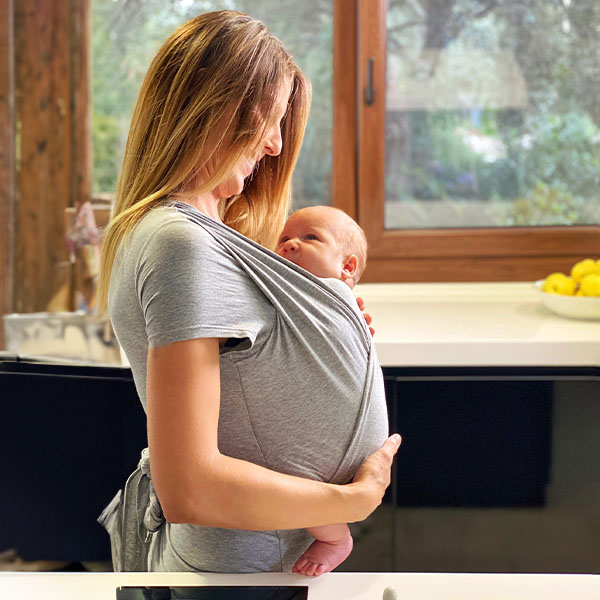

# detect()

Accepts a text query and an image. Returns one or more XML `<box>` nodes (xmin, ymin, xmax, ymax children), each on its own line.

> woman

<box><xmin>98</xmin><ymin>10</ymin><xmax>401</xmax><ymax>573</ymax></box>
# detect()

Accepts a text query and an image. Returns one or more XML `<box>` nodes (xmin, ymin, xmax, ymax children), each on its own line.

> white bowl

<box><xmin>535</xmin><ymin>280</ymin><xmax>600</xmax><ymax>320</ymax></box>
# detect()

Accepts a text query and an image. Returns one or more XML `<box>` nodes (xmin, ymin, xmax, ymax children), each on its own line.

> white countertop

<box><xmin>354</xmin><ymin>282</ymin><xmax>600</xmax><ymax>368</ymax></box>
<box><xmin>2</xmin><ymin>571</ymin><xmax>599</xmax><ymax>600</ymax></box>
<box><xmin>5</xmin><ymin>283</ymin><xmax>599</xmax><ymax>370</ymax></box>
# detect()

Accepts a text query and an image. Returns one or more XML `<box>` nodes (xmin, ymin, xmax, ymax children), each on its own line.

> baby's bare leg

<box><xmin>292</xmin><ymin>523</ymin><xmax>353</xmax><ymax>577</ymax></box>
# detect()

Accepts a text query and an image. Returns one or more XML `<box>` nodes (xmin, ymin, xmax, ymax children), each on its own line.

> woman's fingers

<box><xmin>350</xmin><ymin>434</ymin><xmax>402</xmax><ymax>520</ymax></box>
<box><xmin>362</xmin><ymin>311</ymin><xmax>375</xmax><ymax>337</ymax></box>
<box><xmin>353</xmin><ymin>434</ymin><xmax>402</xmax><ymax>485</ymax></box>
<box><xmin>371</xmin><ymin>434</ymin><xmax>402</xmax><ymax>473</ymax></box>
<box><xmin>363</xmin><ymin>312</ymin><xmax>375</xmax><ymax>337</ymax></box>
<box><xmin>356</xmin><ymin>297</ymin><xmax>376</xmax><ymax>337</ymax></box>
<box><xmin>381</xmin><ymin>433</ymin><xmax>402</xmax><ymax>459</ymax></box>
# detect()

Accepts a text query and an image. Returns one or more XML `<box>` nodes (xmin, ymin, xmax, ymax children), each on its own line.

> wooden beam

<box><xmin>13</xmin><ymin>0</ymin><xmax>90</xmax><ymax>314</ymax></box>
<box><xmin>0</xmin><ymin>0</ymin><xmax>15</xmax><ymax>349</ymax></box>
<box><xmin>70</xmin><ymin>0</ymin><xmax>91</xmax><ymax>209</ymax></box>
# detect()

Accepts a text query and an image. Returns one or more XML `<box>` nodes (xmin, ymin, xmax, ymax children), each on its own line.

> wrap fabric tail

<box><xmin>97</xmin><ymin>448</ymin><xmax>164</xmax><ymax>571</ymax></box>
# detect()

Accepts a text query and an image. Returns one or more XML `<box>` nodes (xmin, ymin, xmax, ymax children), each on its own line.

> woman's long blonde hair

<box><xmin>98</xmin><ymin>11</ymin><xmax>311</xmax><ymax>311</ymax></box>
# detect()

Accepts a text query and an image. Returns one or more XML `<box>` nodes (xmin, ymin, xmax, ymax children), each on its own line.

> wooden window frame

<box><xmin>334</xmin><ymin>0</ymin><xmax>600</xmax><ymax>283</ymax></box>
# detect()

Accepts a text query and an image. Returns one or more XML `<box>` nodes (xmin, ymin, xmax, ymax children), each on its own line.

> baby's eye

<box><xmin>278</xmin><ymin>236</ymin><xmax>289</xmax><ymax>245</ymax></box>
<box><xmin>305</xmin><ymin>233</ymin><xmax>319</xmax><ymax>241</ymax></box>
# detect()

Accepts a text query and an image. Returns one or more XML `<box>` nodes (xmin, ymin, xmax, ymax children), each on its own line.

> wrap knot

<box><xmin>139</xmin><ymin>447</ymin><xmax>152</xmax><ymax>478</ymax></box>
<box><xmin>143</xmin><ymin>483</ymin><xmax>164</xmax><ymax>533</ymax></box>
<box><xmin>137</xmin><ymin>448</ymin><xmax>165</xmax><ymax>533</ymax></box>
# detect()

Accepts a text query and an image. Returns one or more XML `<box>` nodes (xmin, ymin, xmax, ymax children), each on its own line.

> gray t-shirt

<box><xmin>109</xmin><ymin>201</ymin><xmax>389</xmax><ymax>572</ymax></box>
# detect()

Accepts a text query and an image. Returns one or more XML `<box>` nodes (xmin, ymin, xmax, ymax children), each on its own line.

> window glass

<box><xmin>385</xmin><ymin>0</ymin><xmax>600</xmax><ymax>229</ymax></box>
<box><xmin>92</xmin><ymin>0</ymin><xmax>333</xmax><ymax>209</ymax></box>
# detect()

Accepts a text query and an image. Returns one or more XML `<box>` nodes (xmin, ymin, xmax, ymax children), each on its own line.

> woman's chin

<box><xmin>216</xmin><ymin>180</ymin><xmax>245</xmax><ymax>199</ymax></box>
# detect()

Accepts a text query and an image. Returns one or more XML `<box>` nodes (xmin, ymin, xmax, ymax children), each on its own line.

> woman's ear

<box><xmin>341</xmin><ymin>255</ymin><xmax>358</xmax><ymax>288</ymax></box>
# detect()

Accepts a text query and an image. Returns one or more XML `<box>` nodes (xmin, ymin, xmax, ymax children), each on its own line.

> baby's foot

<box><xmin>292</xmin><ymin>534</ymin><xmax>353</xmax><ymax>577</ymax></box>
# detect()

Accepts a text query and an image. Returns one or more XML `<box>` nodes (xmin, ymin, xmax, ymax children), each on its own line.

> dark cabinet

<box><xmin>0</xmin><ymin>356</ymin><xmax>146</xmax><ymax>562</ymax></box>
<box><xmin>2</xmin><ymin>356</ymin><xmax>594</xmax><ymax>565</ymax></box>
<box><xmin>384</xmin><ymin>369</ymin><xmax>554</xmax><ymax>507</ymax></box>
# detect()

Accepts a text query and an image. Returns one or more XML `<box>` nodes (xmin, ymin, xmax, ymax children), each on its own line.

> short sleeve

<box><xmin>134</xmin><ymin>216</ymin><xmax>266</xmax><ymax>348</ymax></box>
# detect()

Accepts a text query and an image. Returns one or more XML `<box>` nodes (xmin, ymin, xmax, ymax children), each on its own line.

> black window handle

<box><xmin>365</xmin><ymin>57</ymin><xmax>375</xmax><ymax>105</ymax></box>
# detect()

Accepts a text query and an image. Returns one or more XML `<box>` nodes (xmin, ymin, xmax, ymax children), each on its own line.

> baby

<box><xmin>276</xmin><ymin>205</ymin><xmax>367</xmax><ymax>289</ymax></box>
<box><xmin>275</xmin><ymin>205</ymin><xmax>368</xmax><ymax>577</ymax></box>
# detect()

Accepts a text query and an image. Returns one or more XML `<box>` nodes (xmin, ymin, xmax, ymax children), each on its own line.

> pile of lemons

<box><xmin>542</xmin><ymin>258</ymin><xmax>600</xmax><ymax>296</ymax></box>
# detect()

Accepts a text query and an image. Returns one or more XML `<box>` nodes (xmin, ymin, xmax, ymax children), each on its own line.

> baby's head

<box><xmin>275</xmin><ymin>206</ymin><xmax>367</xmax><ymax>288</ymax></box>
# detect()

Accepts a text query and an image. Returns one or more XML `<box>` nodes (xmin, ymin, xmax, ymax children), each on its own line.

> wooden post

<box><xmin>70</xmin><ymin>0</ymin><xmax>91</xmax><ymax>210</ymax></box>
<box><xmin>0</xmin><ymin>0</ymin><xmax>15</xmax><ymax>349</ymax></box>
<box><xmin>69</xmin><ymin>0</ymin><xmax>92</xmax><ymax>313</ymax></box>
<box><xmin>13</xmin><ymin>0</ymin><xmax>91</xmax><ymax>314</ymax></box>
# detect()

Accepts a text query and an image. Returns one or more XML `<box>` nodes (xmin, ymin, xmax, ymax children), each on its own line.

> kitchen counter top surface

<box><xmin>354</xmin><ymin>282</ymin><xmax>600</xmax><ymax>368</ymax></box>
<box><xmin>1</xmin><ymin>571</ymin><xmax>599</xmax><ymax>600</ymax></box>
<box><xmin>3</xmin><ymin>283</ymin><xmax>599</xmax><ymax>370</ymax></box>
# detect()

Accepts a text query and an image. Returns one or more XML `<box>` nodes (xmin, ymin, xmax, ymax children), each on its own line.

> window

<box><xmin>353</xmin><ymin>0</ymin><xmax>600</xmax><ymax>282</ymax></box>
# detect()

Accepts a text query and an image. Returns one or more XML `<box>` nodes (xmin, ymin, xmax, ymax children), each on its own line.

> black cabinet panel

<box><xmin>384</xmin><ymin>372</ymin><xmax>553</xmax><ymax>507</ymax></box>
<box><xmin>0</xmin><ymin>359</ymin><xmax>146</xmax><ymax>561</ymax></box>
<box><xmin>0</xmin><ymin>358</ymin><xmax>564</xmax><ymax>562</ymax></box>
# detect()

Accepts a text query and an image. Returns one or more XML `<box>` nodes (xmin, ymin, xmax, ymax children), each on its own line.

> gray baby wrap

<box><xmin>99</xmin><ymin>201</ymin><xmax>389</xmax><ymax>572</ymax></box>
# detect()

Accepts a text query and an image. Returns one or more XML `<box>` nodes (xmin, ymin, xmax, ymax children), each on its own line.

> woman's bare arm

<box><xmin>146</xmin><ymin>337</ymin><xmax>400</xmax><ymax>531</ymax></box>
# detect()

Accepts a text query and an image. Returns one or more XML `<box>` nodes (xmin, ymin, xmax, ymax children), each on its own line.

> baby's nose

<box><xmin>282</xmin><ymin>238</ymin><xmax>299</xmax><ymax>253</ymax></box>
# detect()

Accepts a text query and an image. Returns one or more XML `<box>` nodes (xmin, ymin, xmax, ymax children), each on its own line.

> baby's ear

<box><xmin>341</xmin><ymin>255</ymin><xmax>358</xmax><ymax>288</ymax></box>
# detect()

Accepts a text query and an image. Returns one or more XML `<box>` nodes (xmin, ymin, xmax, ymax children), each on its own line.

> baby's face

<box><xmin>275</xmin><ymin>208</ymin><xmax>347</xmax><ymax>281</ymax></box>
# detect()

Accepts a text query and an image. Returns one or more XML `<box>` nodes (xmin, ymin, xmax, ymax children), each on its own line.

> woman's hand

<box><xmin>356</xmin><ymin>297</ymin><xmax>375</xmax><ymax>336</ymax></box>
<box><xmin>350</xmin><ymin>434</ymin><xmax>402</xmax><ymax>520</ymax></box>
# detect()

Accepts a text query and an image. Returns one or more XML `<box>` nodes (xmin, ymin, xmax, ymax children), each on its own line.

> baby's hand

<box><xmin>356</xmin><ymin>297</ymin><xmax>375</xmax><ymax>336</ymax></box>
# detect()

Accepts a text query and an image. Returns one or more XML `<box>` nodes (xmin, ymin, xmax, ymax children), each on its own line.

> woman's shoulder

<box><xmin>128</xmin><ymin>204</ymin><xmax>221</xmax><ymax>261</ymax></box>
<box><xmin>134</xmin><ymin>204</ymin><xmax>208</xmax><ymax>242</ymax></box>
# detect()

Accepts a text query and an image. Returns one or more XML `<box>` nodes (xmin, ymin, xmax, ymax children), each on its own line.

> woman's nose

<box><xmin>263</xmin><ymin>124</ymin><xmax>283</xmax><ymax>156</ymax></box>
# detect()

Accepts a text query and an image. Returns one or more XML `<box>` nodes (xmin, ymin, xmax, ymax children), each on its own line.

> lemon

<box><xmin>542</xmin><ymin>272</ymin><xmax>576</xmax><ymax>295</ymax></box>
<box><xmin>570</xmin><ymin>258</ymin><xmax>600</xmax><ymax>283</ymax></box>
<box><xmin>579</xmin><ymin>273</ymin><xmax>600</xmax><ymax>297</ymax></box>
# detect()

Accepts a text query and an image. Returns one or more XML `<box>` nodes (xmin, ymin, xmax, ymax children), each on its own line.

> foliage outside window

<box><xmin>384</xmin><ymin>0</ymin><xmax>600</xmax><ymax>230</ymax></box>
